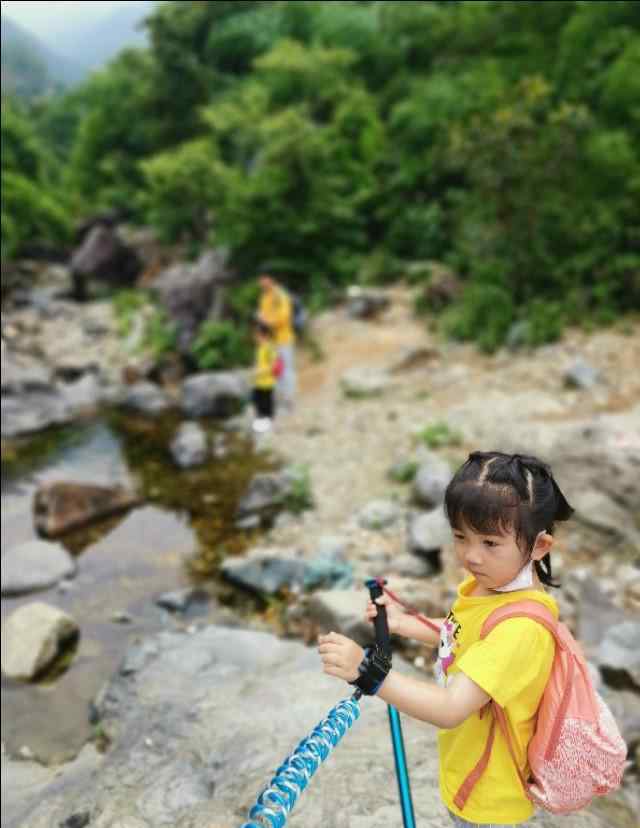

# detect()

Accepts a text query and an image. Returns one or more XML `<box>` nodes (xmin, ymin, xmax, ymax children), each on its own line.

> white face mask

<box><xmin>493</xmin><ymin>560</ymin><xmax>535</xmax><ymax>592</ymax></box>
<box><xmin>493</xmin><ymin>530</ymin><xmax>546</xmax><ymax>593</ymax></box>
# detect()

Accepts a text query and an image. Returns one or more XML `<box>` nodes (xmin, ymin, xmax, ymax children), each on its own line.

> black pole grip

<box><xmin>366</xmin><ymin>578</ymin><xmax>391</xmax><ymax>657</ymax></box>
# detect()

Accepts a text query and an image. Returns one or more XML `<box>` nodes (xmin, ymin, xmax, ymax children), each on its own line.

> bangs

<box><xmin>445</xmin><ymin>481</ymin><xmax>522</xmax><ymax>538</ymax></box>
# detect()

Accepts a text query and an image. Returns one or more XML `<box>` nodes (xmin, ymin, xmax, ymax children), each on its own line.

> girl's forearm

<box><xmin>397</xmin><ymin>615</ymin><xmax>444</xmax><ymax>647</ymax></box>
<box><xmin>376</xmin><ymin>669</ymin><xmax>455</xmax><ymax>729</ymax></box>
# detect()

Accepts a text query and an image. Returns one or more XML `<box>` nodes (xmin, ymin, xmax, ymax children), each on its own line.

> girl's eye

<box><xmin>453</xmin><ymin>534</ymin><xmax>465</xmax><ymax>542</ymax></box>
<box><xmin>483</xmin><ymin>540</ymin><xmax>500</xmax><ymax>548</ymax></box>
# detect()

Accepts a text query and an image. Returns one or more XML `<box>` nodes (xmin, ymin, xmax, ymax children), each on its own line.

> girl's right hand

<box><xmin>366</xmin><ymin>595</ymin><xmax>406</xmax><ymax>636</ymax></box>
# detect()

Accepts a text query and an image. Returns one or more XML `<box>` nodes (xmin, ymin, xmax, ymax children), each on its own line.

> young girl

<box><xmin>318</xmin><ymin>450</ymin><xmax>574</xmax><ymax>827</ymax></box>
<box><xmin>251</xmin><ymin>319</ymin><xmax>278</xmax><ymax>433</ymax></box>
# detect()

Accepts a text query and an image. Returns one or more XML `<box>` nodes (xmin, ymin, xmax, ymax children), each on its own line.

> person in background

<box><xmin>251</xmin><ymin>318</ymin><xmax>278</xmax><ymax>434</ymax></box>
<box><xmin>257</xmin><ymin>274</ymin><xmax>296</xmax><ymax>413</ymax></box>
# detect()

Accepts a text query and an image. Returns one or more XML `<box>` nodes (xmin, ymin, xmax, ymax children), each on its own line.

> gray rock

<box><xmin>1</xmin><ymin>603</ymin><xmax>79</xmax><ymax>681</ymax></box>
<box><xmin>408</xmin><ymin>508</ymin><xmax>451</xmax><ymax>554</ymax></box>
<box><xmin>59</xmin><ymin>374</ymin><xmax>104</xmax><ymax>410</ymax></box>
<box><xmin>307</xmin><ymin>589</ymin><xmax>372</xmax><ymax>643</ymax></box>
<box><xmin>1</xmin><ymin>746</ymin><xmax>101</xmax><ymax>828</ymax></box>
<box><xmin>1</xmin><ymin>540</ymin><xmax>76</xmax><ymax>597</ymax></box>
<box><xmin>303</xmin><ymin>555</ymin><xmax>354</xmax><ymax>590</ymax></box>
<box><xmin>70</xmin><ymin>223</ymin><xmax>141</xmax><ymax>300</ymax></box>
<box><xmin>314</xmin><ymin>535</ymin><xmax>349</xmax><ymax>562</ymax></box>
<box><xmin>564</xmin><ymin>358</ymin><xmax>601</xmax><ymax>390</ymax></box>
<box><xmin>345</xmin><ymin>286</ymin><xmax>390</xmax><ymax>319</ymax></box>
<box><xmin>121</xmin><ymin>382</ymin><xmax>173</xmax><ymax>417</ymax></box>
<box><xmin>341</xmin><ymin>367</ymin><xmax>392</xmax><ymax>399</ymax></box>
<box><xmin>1</xmin><ymin>389</ymin><xmax>73</xmax><ymax>439</ymax></box>
<box><xmin>151</xmin><ymin>249</ymin><xmax>231</xmax><ymax>355</ymax></box>
<box><xmin>577</xmin><ymin>580</ymin><xmax>628</xmax><ymax>650</ymax></box>
<box><xmin>572</xmin><ymin>489</ymin><xmax>639</xmax><ymax>546</ymax></box>
<box><xmin>181</xmin><ymin>372</ymin><xmax>248</xmax><ymax>419</ymax></box>
<box><xmin>170</xmin><ymin>422</ymin><xmax>208</xmax><ymax>469</ymax></box>
<box><xmin>412</xmin><ymin>456</ymin><xmax>452</xmax><ymax>508</ymax></box>
<box><xmin>236</xmin><ymin>472</ymin><xmax>294</xmax><ymax>519</ymax></box>
<box><xmin>597</xmin><ymin>621</ymin><xmax>640</xmax><ymax>690</ymax></box>
<box><xmin>358</xmin><ymin>500</ymin><xmax>401</xmax><ymax>531</ymax></box>
<box><xmin>1</xmin><ymin>348</ymin><xmax>53</xmax><ymax>394</ymax></box>
<box><xmin>155</xmin><ymin>589</ymin><xmax>205</xmax><ymax>614</ymax></box>
<box><xmin>389</xmin><ymin>554</ymin><xmax>436</xmax><ymax>579</ymax></box>
<box><xmin>11</xmin><ymin>623</ymin><xmax>629</xmax><ymax>828</ymax></box>
<box><xmin>234</xmin><ymin>515</ymin><xmax>262</xmax><ymax>531</ymax></box>
<box><xmin>120</xmin><ymin>641</ymin><xmax>160</xmax><ymax>677</ymax></box>
<box><xmin>221</xmin><ymin>549</ymin><xmax>309</xmax><ymax>596</ymax></box>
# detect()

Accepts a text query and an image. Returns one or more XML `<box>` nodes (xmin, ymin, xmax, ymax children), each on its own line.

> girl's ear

<box><xmin>531</xmin><ymin>531</ymin><xmax>554</xmax><ymax>561</ymax></box>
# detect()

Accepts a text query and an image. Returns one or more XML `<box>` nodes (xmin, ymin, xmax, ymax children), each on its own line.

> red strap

<box><xmin>492</xmin><ymin>704</ymin><xmax>531</xmax><ymax>797</ymax></box>
<box><xmin>454</xmin><ymin>714</ymin><xmax>498</xmax><ymax>810</ymax></box>
<box><xmin>375</xmin><ymin>577</ymin><xmax>441</xmax><ymax>634</ymax></box>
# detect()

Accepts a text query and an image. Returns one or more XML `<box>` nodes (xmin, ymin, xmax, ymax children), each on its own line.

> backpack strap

<box><xmin>453</xmin><ymin>600</ymin><xmax>564</xmax><ymax>811</ymax></box>
<box><xmin>480</xmin><ymin>600</ymin><xmax>579</xmax><ymax>761</ymax></box>
<box><xmin>453</xmin><ymin>711</ymin><xmax>498</xmax><ymax>810</ymax></box>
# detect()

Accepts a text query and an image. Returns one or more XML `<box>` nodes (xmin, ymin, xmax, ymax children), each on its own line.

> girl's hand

<box><xmin>318</xmin><ymin>632</ymin><xmax>364</xmax><ymax>683</ymax></box>
<box><xmin>365</xmin><ymin>595</ymin><xmax>406</xmax><ymax>636</ymax></box>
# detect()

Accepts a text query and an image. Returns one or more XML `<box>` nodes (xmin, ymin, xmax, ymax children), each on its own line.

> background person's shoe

<box><xmin>252</xmin><ymin>418</ymin><xmax>272</xmax><ymax>433</ymax></box>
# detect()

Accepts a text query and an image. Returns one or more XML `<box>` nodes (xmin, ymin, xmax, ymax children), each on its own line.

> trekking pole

<box><xmin>366</xmin><ymin>578</ymin><xmax>417</xmax><ymax>828</ymax></box>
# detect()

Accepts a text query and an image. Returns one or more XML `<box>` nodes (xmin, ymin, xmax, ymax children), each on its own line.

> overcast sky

<box><xmin>1</xmin><ymin>1</ymin><xmax>142</xmax><ymax>39</ymax></box>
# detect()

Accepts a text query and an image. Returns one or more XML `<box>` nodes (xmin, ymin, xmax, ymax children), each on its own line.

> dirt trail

<box><xmin>266</xmin><ymin>286</ymin><xmax>639</xmax><ymax>552</ymax></box>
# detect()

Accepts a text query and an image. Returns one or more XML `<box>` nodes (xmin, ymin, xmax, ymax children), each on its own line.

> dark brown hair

<box><xmin>444</xmin><ymin>451</ymin><xmax>574</xmax><ymax>587</ymax></box>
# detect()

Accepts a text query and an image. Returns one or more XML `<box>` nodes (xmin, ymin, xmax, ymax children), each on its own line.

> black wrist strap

<box><xmin>349</xmin><ymin>645</ymin><xmax>392</xmax><ymax>696</ymax></box>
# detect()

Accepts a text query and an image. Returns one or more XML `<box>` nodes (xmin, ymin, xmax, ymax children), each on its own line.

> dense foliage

<box><xmin>2</xmin><ymin>1</ymin><xmax>639</xmax><ymax>349</ymax></box>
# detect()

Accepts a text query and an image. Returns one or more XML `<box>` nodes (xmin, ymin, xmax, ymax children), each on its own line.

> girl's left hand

<box><xmin>318</xmin><ymin>632</ymin><xmax>364</xmax><ymax>682</ymax></box>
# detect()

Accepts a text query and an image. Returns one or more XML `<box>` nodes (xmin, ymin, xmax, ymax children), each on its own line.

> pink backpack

<box><xmin>454</xmin><ymin>600</ymin><xmax>627</xmax><ymax>815</ymax></box>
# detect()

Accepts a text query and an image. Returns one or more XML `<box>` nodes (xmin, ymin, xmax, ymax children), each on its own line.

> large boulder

<box><xmin>8</xmin><ymin>623</ymin><xmax>633</xmax><ymax>828</ymax></box>
<box><xmin>1</xmin><ymin>603</ymin><xmax>79</xmax><ymax>681</ymax></box>
<box><xmin>33</xmin><ymin>482</ymin><xmax>142</xmax><ymax>538</ymax></box>
<box><xmin>1</xmin><ymin>390</ymin><xmax>73</xmax><ymax>439</ymax></box>
<box><xmin>221</xmin><ymin>548</ymin><xmax>310</xmax><ymax>596</ymax></box>
<box><xmin>120</xmin><ymin>382</ymin><xmax>173</xmax><ymax>417</ymax></box>
<box><xmin>1</xmin><ymin>347</ymin><xmax>53</xmax><ymax>395</ymax></box>
<box><xmin>151</xmin><ymin>249</ymin><xmax>232</xmax><ymax>355</ymax></box>
<box><xmin>551</xmin><ymin>409</ymin><xmax>640</xmax><ymax>545</ymax></box>
<box><xmin>70</xmin><ymin>224</ymin><xmax>141</xmax><ymax>301</ymax></box>
<box><xmin>1</xmin><ymin>540</ymin><xmax>76</xmax><ymax>597</ymax></box>
<box><xmin>181</xmin><ymin>372</ymin><xmax>248</xmax><ymax>419</ymax></box>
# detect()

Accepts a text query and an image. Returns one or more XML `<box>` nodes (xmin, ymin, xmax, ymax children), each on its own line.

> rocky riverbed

<box><xmin>2</xmin><ymin>270</ymin><xmax>639</xmax><ymax>827</ymax></box>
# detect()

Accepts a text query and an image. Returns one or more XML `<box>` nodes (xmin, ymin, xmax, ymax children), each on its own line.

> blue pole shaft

<box><xmin>387</xmin><ymin>705</ymin><xmax>417</xmax><ymax>828</ymax></box>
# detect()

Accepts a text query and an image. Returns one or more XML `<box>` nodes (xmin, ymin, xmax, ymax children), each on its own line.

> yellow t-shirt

<box><xmin>254</xmin><ymin>342</ymin><xmax>277</xmax><ymax>390</ymax></box>
<box><xmin>438</xmin><ymin>576</ymin><xmax>558</xmax><ymax>824</ymax></box>
<box><xmin>258</xmin><ymin>287</ymin><xmax>294</xmax><ymax>346</ymax></box>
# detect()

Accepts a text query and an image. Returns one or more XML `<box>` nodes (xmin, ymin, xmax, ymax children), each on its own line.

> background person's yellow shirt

<box><xmin>259</xmin><ymin>288</ymin><xmax>294</xmax><ymax>346</ymax></box>
<box><xmin>437</xmin><ymin>576</ymin><xmax>557</xmax><ymax>824</ymax></box>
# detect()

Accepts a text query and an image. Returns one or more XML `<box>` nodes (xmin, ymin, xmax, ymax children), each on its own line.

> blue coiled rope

<box><xmin>240</xmin><ymin>693</ymin><xmax>362</xmax><ymax>828</ymax></box>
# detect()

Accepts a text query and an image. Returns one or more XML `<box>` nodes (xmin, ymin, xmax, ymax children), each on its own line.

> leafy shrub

<box><xmin>417</xmin><ymin>422</ymin><xmax>463</xmax><ymax>450</ymax></box>
<box><xmin>190</xmin><ymin>320</ymin><xmax>252</xmax><ymax>371</ymax></box>
<box><xmin>443</xmin><ymin>283</ymin><xmax>515</xmax><ymax>353</ymax></box>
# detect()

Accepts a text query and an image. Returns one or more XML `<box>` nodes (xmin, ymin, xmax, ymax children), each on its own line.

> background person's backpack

<box><xmin>454</xmin><ymin>600</ymin><xmax>627</xmax><ymax>815</ymax></box>
<box><xmin>290</xmin><ymin>292</ymin><xmax>307</xmax><ymax>336</ymax></box>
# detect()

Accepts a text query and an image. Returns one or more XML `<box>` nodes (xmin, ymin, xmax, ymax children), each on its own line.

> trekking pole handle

<box><xmin>366</xmin><ymin>578</ymin><xmax>391</xmax><ymax>657</ymax></box>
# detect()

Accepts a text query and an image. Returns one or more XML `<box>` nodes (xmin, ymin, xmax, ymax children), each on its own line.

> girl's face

<box><xmin>452</xmin><ymin>521</ymin><xmax>546</xmax><ymax>594</ymax></box>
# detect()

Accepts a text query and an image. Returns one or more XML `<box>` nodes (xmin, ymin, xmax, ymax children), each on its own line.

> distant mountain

<box><xmin>50</xmin><ymin>1</ymin><xmax>156</xmax><ymax>72</ymax></box>
<box><xmin>1</xmin><ymin>14</ymin><xmax>85</xmax><ymax>99</ymax></box>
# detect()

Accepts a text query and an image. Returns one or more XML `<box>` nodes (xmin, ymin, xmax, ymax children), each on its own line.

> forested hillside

<box><xmin>2</xmin><ymin>0</ymin><xmax>639</xmax><ymax>349</ymax></box>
